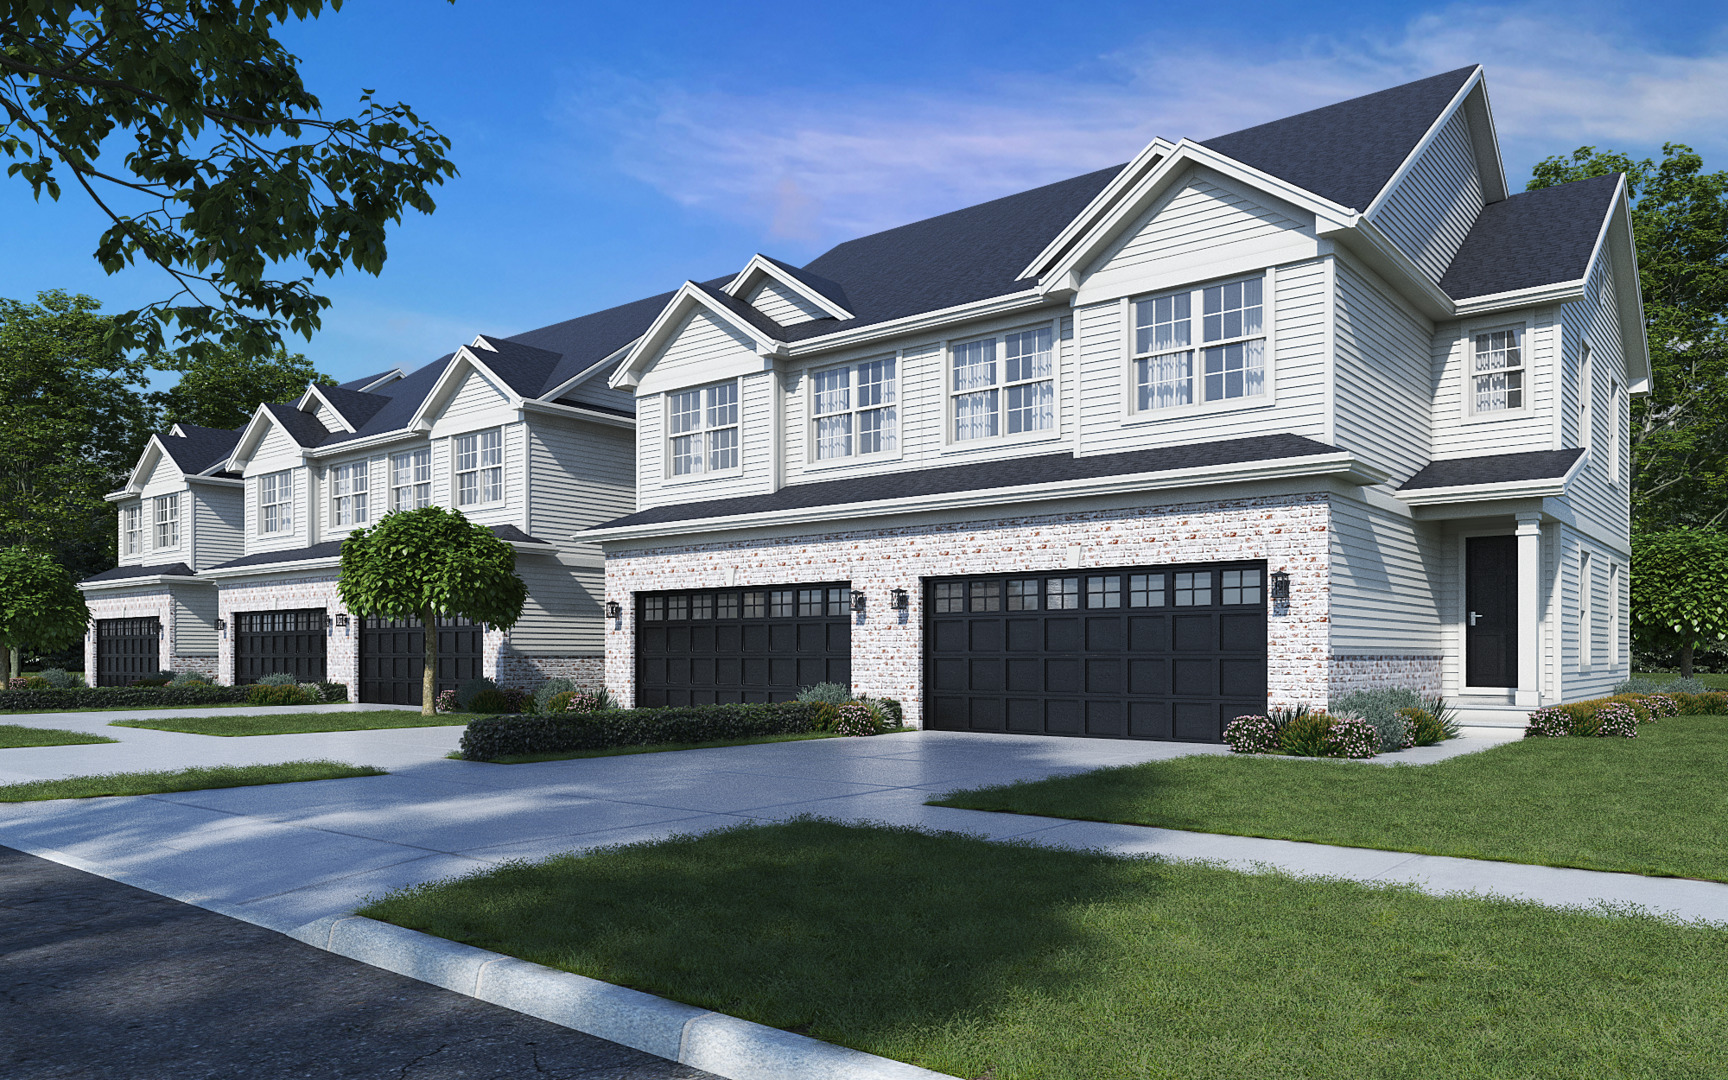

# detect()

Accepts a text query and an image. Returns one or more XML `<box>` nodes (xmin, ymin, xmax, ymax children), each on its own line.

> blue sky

<box><xmin>3</xmin><ymin>0</ymin><xmax>1725</xmax><ymax>386</ymax></box>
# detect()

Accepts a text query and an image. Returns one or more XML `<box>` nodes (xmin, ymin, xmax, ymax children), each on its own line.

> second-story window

<box><xmin>123</xmin><ymin>505</ymin><xmax>142</xmax><ymax>555</ymax></box>
<box><xmin>154</xmin><ymin>493</ymin><xmax>179</xmax><ymax>549</ymax></box>
<box><xmin>391</xmin><ymin>448</ymin><xmax>431</xmax><ymax>510</ymax></box>
<box><xmin>951</xmin><ymin>326</ymin><xmax>1054</xmax><ymax>442</ymax></box>
<box><xmin>259</xmin><ymin>470</ymin><xmax>293</xmax><ymax>534</ymax></box>
<box><xmin>1472</xmin><ymin>326</ymin><xmax>1524</xmax><ymax>413</ymax></box>
<box><xmin>454</xmin><ymin>430</ymin><xmax>504</xmax><ymax>506</ymax></box>
<box><xmin>812</xmin><ymin>357</ymin><xmax>897</xmax><ymax>461</ymax></box>
<box><xmin>331</xmin><ymin>461</ymin><xmax>370</xmax><ymax>527</ymax></box>
<box><xmin>1134</xmin><ymin>276</ymin><xmax>1266</xmax><ymax>412</ymax></box>
<box><xmin>667</xmin><ymin>382</ymin><xmax>739</xmax><ymax>476</ymax></box>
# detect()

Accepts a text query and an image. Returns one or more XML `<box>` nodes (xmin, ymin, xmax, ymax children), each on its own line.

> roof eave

<box><xmin>1362</xmin><ymin>66</ymin><xmax>1484</xmax><ymax>221</ymax></box>
<box><xmin>202</xmin><ymin>555</ymin><xmax>342</xmax><ymax>580</ymax></box>
<box><xmin>79</xmin><ymin>573</ymin><xmax>209</xmax><ymax>592</ymax></box>
<box><xmin>722</xmin><ymin>254</ymin><xmax>855</xmax><ymax>321</ymax></box>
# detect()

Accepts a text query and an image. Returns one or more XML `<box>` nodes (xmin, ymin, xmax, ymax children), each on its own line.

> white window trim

<box><xmin>390</xmin><ymin>447</ymin><xmax>433</xmax><ymax>512</ymax></box>
<box><xmin>1609</xmin><ymin>562</ymin><xmax>1622</xmax><ymax>667</ymax></box>
<box><xmin>153</xmin><ymin>493</ymin><xmax>180</xmax><ymax>550</ymax></box>
<box><xmin>123</xmin><ymin>505</ymin><xmax>142</xmax><ymax>556</ymax></box>
<box><xmin>942</xmin><ymin>319</ymin><xmax>1063</xmax><ymax>452</ymax></box>
<box><xmin>452</xmin><ymin>428</ymin><xmax>507</xmax><ymax>508</ymax></box>
<box><xmin>1608</xmin><ymin>377</ymin><xmax>1622</xmax><ymax>486</ymax></box>
<box><xmin>1580</xmin><ymin>550</ymin><xmax>1594</xmax><ymax>672</ymax></box>
<box><xmin>258</xmin><ymin>469</ymin><xmax>295</xmax><ymax>535</ymax></box>
<box><xmin>330</xmin><ymin>460</ymin><xmax>371</xmax><ymax>528</ymax></box>
<box><xmin>662</xmin><ymin>379</ymin><xmax>744</xmax><ymax>484</ymax></box>
<box><xmin>1120</xmin><ymin>269</ymin><xmax>1278</xmax><ymax>426</ymax></box>
<box><xmin>1460</xmin><ymin>317</ymin><xmax>1534</xmax><ymax>422</ymax></box>
<box><xmin>804</xmin><ymin>353</ymin><xmax>903</xmax><ymax>471</ymax></box>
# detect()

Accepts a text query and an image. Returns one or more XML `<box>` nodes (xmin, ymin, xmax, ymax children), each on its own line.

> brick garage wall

<box><xmin>1330</xmin><ymin>654</ymin><xmax>1444</xmax><ymax>698</ymax></box>
<box><xmin>495</xmin><ymin>646</ymin><xmax>605</xmax><ymax>689</ymax></box>
<box><xmin>603</xmin><ymin>492</ymin><xmax>1334</xmax><ymax>726</ymax></box>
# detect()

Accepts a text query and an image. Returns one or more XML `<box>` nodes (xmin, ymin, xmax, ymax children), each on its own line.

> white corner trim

<box><xmin>1449</xmin><ymin>279</ymin><xmax>1588</xmax><ymax>316</ymax></box>
<box><xmin>1362</xmin><ymin>67</ymin><xmax>1482</xmax><ymax>221</ymax></box>
<box><xmin>519</xmin><ymin>398</ymin><xmax>636</xmax><ymax>430</ymax></box>
<box><xmin>585</xmin><ymin>452</ymin><xmax>1382</xmax><ymax>543</ymax></box>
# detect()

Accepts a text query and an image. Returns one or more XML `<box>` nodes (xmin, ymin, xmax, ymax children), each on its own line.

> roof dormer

<box><xmin>723</xmin><ymin>254</ymin><xmax>854</xmax><ymax>327</ymax></box>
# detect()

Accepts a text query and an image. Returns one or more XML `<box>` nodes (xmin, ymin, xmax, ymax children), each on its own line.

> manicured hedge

<box><xmin>459</xmin><ymin>701</ymin><xmax>825</xmax><ymax>761</ymax></box>
<box><xmin>0</xmin><ymin>684</ymin><xmax>252</xmax><ymax>711</ymax></box>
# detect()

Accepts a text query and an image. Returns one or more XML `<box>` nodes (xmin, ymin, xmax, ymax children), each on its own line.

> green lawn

<box><xmin>0</xmin><ymin>724</ymin><xmax>116</xmax><ymax>748</ymax></box>
<box><xmin>459</xmin><ymin>727</ymin><xmax>914</xmax><ymax>764</ymax></box>
<box><xmin>362</xmin><ymin>820</ymin><xmax>1728</xmax><ymax>1080</ymax></box>
<box><xmin>1633</xmin><ymin>671</ymin><xmax>1728</xmax><ymax>690</ymax></box>
<box><xmin>113</xmin><ymin>711</ymin><xmax>482</xmax><ymax>737</ymax></box>
<box><xmin>0</xmin><ymin>700</ymin><xmax>258</xmax><ymax>716</ymax></box>
<box><xmin>0</xmin><ymin>760</ymin><xmax>385</xmax><ymax>802</ymax></box>
<box><xmin>932</xmin><ymin>715</ymin><xmax>1728</xmax><ymax>882</ymax></box>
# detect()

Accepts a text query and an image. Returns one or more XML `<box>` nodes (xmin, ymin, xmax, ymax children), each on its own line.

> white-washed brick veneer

<box><xmin>1330</xmin><ymin>654</ymin><xmax>1444</xmax><ymax>698</ymax></box>
<box><xmin>603</xmin><ymin>493</ymin><xmax>1335</xmax><ymax>726</ymax></box>
<box><xmin>84</xmin><ymin>590</ymin><xmax>180</xmax><ymax>677</ymax></box>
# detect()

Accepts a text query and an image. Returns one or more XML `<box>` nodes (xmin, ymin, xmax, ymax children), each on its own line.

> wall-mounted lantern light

<box><xmin>606</xmin><ymin>600</ymin><xmax>623</xmax><ymax>620</ymax></box>
<box><xmin>1270</xmin><ymin>571</ymin><xmax>1291</xmax><ymax>601</ymax></box>
<box><xmin>850</xmin><ymin>590</ymin><xmax>866</xmax><ymax>613</ymax></box>
<box><xmin>334</xmin><ymin>613</ymin><xmax>350</xmax><ymax>628</ymax></box>
<box><xmin>890</xmin><ymin>588</ymin><xmax>909</xmax><ymax>610</ymax></box>
<box><xmin>214</xmin><ymin>619</ymin><xmax>226</xmax><ymax>632</ymax></box>
<box><xmin>325</xmin><ymin>615</ymin><xmax>334</xmax><ymax>631</ymax></box>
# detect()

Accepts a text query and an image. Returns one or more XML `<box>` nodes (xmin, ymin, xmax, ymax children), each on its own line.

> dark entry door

<box><xmin>925</xmin><ymin>562</ymin><xmax>1268</xmax><ymax>742</ymax></box>
<box><xmin>96</xmin><ymin>617</ymin><xmax>161</xmax><ymax>686</ymax></box>
<box><xmin>234</xmin><ymin>609</ymin><xmax>327</xmax><ymax>683</ymax></box>
<box><xmin>1465</xmin><ymin>535</ymin><xmax>1518</xmax><ymax>688</ymax></box>
<box><xmin>358</xmin><ymin>616</ymin><xmax>485</xmax><ymax>705</ymax></box>
<box><xmin>635</xmin><ymin>584</ymin><xmax>851</xmax><ymax>707</ymax></box>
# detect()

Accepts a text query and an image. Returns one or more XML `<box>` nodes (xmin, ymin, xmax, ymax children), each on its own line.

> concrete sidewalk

<box><xmin>0</xmin><ymin>712</ymin><xmax>1723</xmax><ymax>928</ymax></box>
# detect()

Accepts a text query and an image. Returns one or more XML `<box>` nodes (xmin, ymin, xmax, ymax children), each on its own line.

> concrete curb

<box><xmin>290</xmin><ymin>914</ymin><xmax>950</xmax><ymax>1080</ymax></box>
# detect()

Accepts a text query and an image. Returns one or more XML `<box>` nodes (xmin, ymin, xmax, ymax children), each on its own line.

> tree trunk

<box><xmin>7</xmin><ymin>647</ymin><xmax>18</xmax><ymax>681</ymax></box>
<box><xmin>421</xmin><ymin>608</ymin><xmax>438</xmax><ymax>717</ymax></box>
<box><xmin>1681</xmin><ymin>642</ymin><xmax>1695</xmax><ymax>679</ymax></box>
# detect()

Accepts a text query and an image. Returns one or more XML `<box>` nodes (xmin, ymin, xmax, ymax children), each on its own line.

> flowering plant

<box><xmin>1595</xmin><ymin>702</ymin><xmax>1639</xmax><ymax>738</ymax></box>
<box><xmin>5</xmin><ymin>677</ymin><xmax>25</xmax><ymax>691</ymax></box>
<box><xmin>565</xmin><ymin>691</ymin><xmax>605</xmax><ymax>714</ymax></box>
<box><xmin>1524</xmin><ymin>708</ymin><xmax>1571</xmax><ymax>738</ymax></box>
<box><xmin>1323</xmin><ymin>714</ymin><xmax>1380</xmax><ymax>759</ymax></box>
<box><xmin>434</xmin><ymin>689</ymin><xmax>458</xmax><ymax>713</ymax></box>
<box><xmin>1641</xmin><ymin>693</ymin><xmax>1679</xmax><ymax>720</ymax></box>
<box><xmin>1223</xmin><ymin>714</ymin><xmax>1280</xmax><ymax>754</ymax></box>
<box><xmin>833</xmin><ymin>702</ymin><xmax>878</xmax><ymax>736</ymax></box>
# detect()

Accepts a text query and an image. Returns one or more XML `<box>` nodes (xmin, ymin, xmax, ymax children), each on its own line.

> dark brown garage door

<box><xmin>925</xmin><ymin>562</ymin><xmax>1267</xmax><ymax>742</ymax></box>
<box><xmin>234</xmin><ymin>609</ymin><xmax>328</xmax><ymax>684</ymax></box>
<box><xmin>359</xmin><ymin>616</ymin><xmax>486</xmax><ymax>705</ymax></box>
<box><xmin>96</xmin><ymin>617</ymin><xmax>161</xmax><ymax>686</ymax></box>
<box><xmin>636</xmin><ymin>584</ymin><xmax>851</xmax><ymax>707</ymax></box>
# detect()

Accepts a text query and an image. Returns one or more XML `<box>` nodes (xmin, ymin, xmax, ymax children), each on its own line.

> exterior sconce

<box><xmin>891</xmin><ymin>588</ymin><xmax>909</xmax><ymax>610</ymax></box>
<box><xmin>606</xmin><ymin>600</ymin><xmax>623</xmax><ymax>620</ymax></box>
<box><xmin>334</xmin><ymin>614</ymin><xmax>350</xmax><ymax>628</ymax></box>
<box><xmin>215</xmin><ymin>619</ymin><xmax>226</xmax><ymax>632</ymax></box>
<box><xmin>1270</xmin><ymin>571</ymin><xmax>1291</xmax><ymax>601</ymax></box>
<box><xmin>325</xmin><ymin>615</ymin><xmax>334</xmax><ymax>631</ymax></box>
<box><xmin>850</xmin><ymin>590</ymin><xmax>866</xmax><ymax>613</ymax></box>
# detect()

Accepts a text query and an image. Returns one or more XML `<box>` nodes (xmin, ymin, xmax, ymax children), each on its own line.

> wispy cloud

<box><xmin>555</xmin><ymin>2</ymin><xmax>1728</xmax><ymax>250</ymax></box>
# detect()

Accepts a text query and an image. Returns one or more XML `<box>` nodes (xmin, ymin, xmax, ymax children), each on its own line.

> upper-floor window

<box><xmin>123</xmin><ymin>505</ymin><xmax>142</xmax><ymax>556</ymax></box>
<box><xmin>1577</xmin><ymin>343</ymin><xmax>1593</xmax><ymax>453</ymax></box>
<box><xmin>391</xmin><ymin>448</ymin><xmax>431</xmax><ymax>511</ymax></box>
<box><xmin>153</xmin><ymin>493</ymin><xmax>179</xmax><ymax>549</ymax></box>
<box><xmin>951</xmin><ymin>325</ymin><xmax>1054</xmax><ymax>442</ymax></box>
<box><xmin>1134</xmin><ymin>276</ymin><xmax>1265</xmax><ymax>412</ymax></box>
<box><xmin>666</xmin><ymin>382</ymin><xmax>739</xmax><ymax>476</ymax></box>
<box><xmin>331</xmin><ymin>461</ymin><xmax>370</xmax><ymax>527</ymax></box>
<box><xmin>454</xmin><ymin>429</ymin><xmax>504</xmax><ymax>506</ymax></box>
<box><xmin>812</xmin><ymin>357</ymin><xmax>897</xmax><ymax>461</ymax></box>
<box><xmin>1580</xmin><ymin>551</ymin><xmax>1594</xmax><ymax>670</ymax></box>
<box><xmin>259</xmin><ymin>470</ymin><xmax>293</xmax><ymax>534</ymax></box>
<box><xmin>1608</xmin><ymin>378</ymin><xmax>1622</xmax><ymax>485</ymax></box>
<box><xmin>1472</xmin><ymin>326</ymin><xmax>1524</xmax><ymax>413</ymax></box>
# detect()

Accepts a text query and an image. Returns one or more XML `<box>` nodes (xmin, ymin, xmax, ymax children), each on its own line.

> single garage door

<box><xmin>359</xmin><ymin>616</ymin><xmax>486</xmax><ymax>705</ymax></box>
<box><xmin>96</xmin><ymin>617</ymin><xmax>161</xmax><ymax>686</ymax></box>
<box><xmin>234</xmin><ymin>609</ymin><xmax>328</xmax><ymax>684</ymax></box>
<box><xmin>925</xmin><ymin>562</ymin><xmax>1267</xmax><ymax>742</ymax></box>
<box><xmin>636</xmin><ymin>584</ymin><xmax>851</xmax><ymax>707</ymax></box>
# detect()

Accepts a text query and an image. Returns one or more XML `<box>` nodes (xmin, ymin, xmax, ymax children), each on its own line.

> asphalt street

<box><xmin>0</xmin><ymin>845</ymin><xmax>714</xmax><ymax>1080</ymax></box>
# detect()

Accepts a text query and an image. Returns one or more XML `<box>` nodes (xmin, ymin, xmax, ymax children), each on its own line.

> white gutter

<box><xmin>79</xmin><ymin>574</ymin><xmax>210</xmax><ymax>592</ymax></box>
<box><xmin>778</xmin><ymin>289</ymin><xmax>1050</xmax><ymax>358</ymax></box>
<box><xmin>583</xmin><ymin>452</ymin><xmax>1384</xmax><ymax>543</ymax></box>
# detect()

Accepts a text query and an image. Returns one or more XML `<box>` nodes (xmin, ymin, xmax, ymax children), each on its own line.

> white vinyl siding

<box><xmin>1330</xmin><ymin>495</ymin><xmax>1443</xmax><ymax>657</ymax></box>
<box><xmin>1557</xmin><ymin>256</ymin><xmax>1632</xmax><ymax>548</ymax></box>
<box><xmin>811</xmin><ymin>357</ymin><xmax>897</xmax><ymax>462</ymax></box>
<box><xmin>454</xmin><ymin>429</ymin><xmax>504</xmax><ymax>507</ymax></box>
<box><xmin>258</xmin><ymin>470</ymin><xmax>294</xmax><ymax>535</ymax></box>
<box><xmin>441</xmin><ymin>366</ymin><xmax>511</xmax><ymax>424</ymax></box>
<box><xmin>1333</xmin><ymin>256</ymin><xmax>1435</xmax><ymax>483</ymax></box>
<box><xmin>747</xmin><ymin>278</ymin><xmax>827</xmax><ymax>327</ymax></box>
<box><xmin>192</xmin><ymin>488</ymin><xmax>244</xmax><ymax>570</ymax></box>
<box><xmin>1430</xmin><ymin>308</ymin><xmax>1556</xmax><ymax>458</ymax></box>
<box><xmin>1370</xmin><ymin>107</ymin><xmax>1485</xmax><ymax>281</ymax></box>
<box><xmin>950</xmin><ymin>325</ymin><xmax>1055</xmax><ymax>443</ymax></box>
<box><xmin>330</xmin><ymin>461</ymin><xmax>370</xmax><ymax>527</ymax></box>
<box><xmin>391</xmin><ymin>448</ymin><xmax>432</xmax><ymax>511</ymax></box>
<box><xmin>153</xmin><ymin>493</ymin><xmax>180</xmax><ymax>550</ymax></box>
<box><xmin>172</xmin><ymin>587</ymin><xmax>219</xmax><ymax>658</ymax></box>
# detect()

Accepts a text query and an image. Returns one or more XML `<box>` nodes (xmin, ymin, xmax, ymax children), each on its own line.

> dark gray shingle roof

<box><xmin>1399</xmin><ymin>448</ymin><xmax>1584</xmax><ymax>490</ymax></box>
<box><xmin>160</xmin><ymin>425</ymin><xmax>241</xmax><ymax>474</ymax></box>
<box><xmin>314</xmin><ymin>384</ymin><xmax>392</xmax><ymax>430</ymax></box>
<box><xmin>82</xmin><ymin>562</ymin><xmax>195</xmax><ymax>584</ymax></box>
<box><xmin>338</xmin><ymin>368</ymin><xmax>401</xmax><ymax>392</ymax></box>
<box><xmin>593</xmin><ymin>434</ymin><xmax>1338</xmax><ymax>530</ymax></box>
<box><xmin>1438</xmin><ymin>175</ymin><xmax>1620</xmax><ymax>300</ymax></box>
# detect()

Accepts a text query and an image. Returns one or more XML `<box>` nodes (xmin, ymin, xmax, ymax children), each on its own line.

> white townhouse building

<box><xmin>80</xmin><ymin>317</ymin><xmax>648</xmax><ymax>703</ymax></box>
<box><xmin>584</xmin><ymin>65</ymin><xmax>1647</xmax><ymax>737</ymax></box>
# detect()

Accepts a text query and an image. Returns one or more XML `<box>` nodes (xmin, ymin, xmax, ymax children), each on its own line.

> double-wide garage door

<box><xmin>925</xmin><ymin>562</ymin><xmax>1268</xmax><ymax>742</ymax></box>
<box><xmin>96</xmin><ymin>617</ymin><xmax>161</xmax><ymax>686</ymax></box>
<box><xmin>359</xmin><ymin>617</ymin><xmax>486</xmax><ymax>705</ymax></box>
<box><xmin>234</xmin><ymin>609</ymin><xmax>327</xmax><ymax>683</ymax></box>
<box><xmin>635</xmin><ymin>584</ymin><xmax>851</xmax><ymax>707</ymax></box>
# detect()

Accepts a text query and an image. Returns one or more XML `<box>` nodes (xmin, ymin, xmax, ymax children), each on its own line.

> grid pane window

<box><xmin>716</xmin><ymin>593</ymin><xmax>739</xmax><ymax>619</ymax></box>
<box><xmin>691</xmin><ymin>594</ymin><xmax>714</xmax><ymax>620</ymax></box>
<box><xmin>259</xmin><ymin>471</ymin><xmax>292</xmax><ymax>534</ymax></box>
<box><xmin>1473</xmin><ymin>328</ymin><xmax>1524</xmax><ymax>412</ymax></box>
<box><xmin>1006</xmin><ymin>579</ymin><xmax>1040</xmax><ymax>610</ymax></box>
<box><xmin>743</xmin><ymin>591</ymin><xmax>766</xmax><ymax>618</ymax></box>
<box><xmin>934</xmin><ymin>582</ymin><xmax>965</xmax><ymax>613</ymax></box>
<box><xmin>1087</xmin><ymin>575</ymin><xmax>1122</xmax><ymax>609</ymax></box>
<box><xmin>391</xmin><ymin>448</ymin><xmax>431</xmax><ymax>510</ymax></box>
<box><xmin>1129</xmin><ymin>573</ymin><xmax>1166</xmax><ymax>607</ymax></box>
<box><xmin>798</xmin><ymin>589</ymin><xmax>825</xmax><ymax>617</ymax></box>
<box><xmin>1046</xmin><ymin>577</ymin><xmax>1080</xmax><ymax>610</ymax></box>
<box><xmin>768</xmin><ymin>590</ymin><xmax>795</xmax><ymax>618</ymax></box>
<box><xmin>1134</xmin><ymin>293</ymin><xmax>1194</xmax><ymax>410</ymax></box>
<box><xmin>828</xmin><ymin>588</ymin><xmax>849</xmax><ymax>616</ymax></box>
<box><xmin>153</xmin><ymin>494</ymin><xmax>179</xmax><ymax>548</ymax></box>
<box><xmin>812</xmin><ymin>358</ymin><xmax>898</xmax><ymax>461</ymax></box>
<box><xmin>668</xmin><ymin>382</ymin><xmax>741</xmax><ymax>476</ymax></box>
<box><xmin>1221</xmin><ymin>569</ymin><xmax>1261</xmax><ymax>605</ymax></box>
<box><xmin>454</xmin><ymin>431</ymin><xmax>504</xmax><ymax>506</ymax></box>
<box><xmin>667</xmin><ymin>595</ymin><xmax>688</xmax><ymax>621</ymax></box>
<box><xmin>1135</xmin><ymin>276</ymin><xmax>1266</xmax><ymax>410</ymax></box>
<box><xmin>124</xmin><ymin>506</ymin><xmax>141</xmax><ymax>555</ymax></box>
<box><xmin>331</xmin><ymin>461</ymin><xmax>369</xmax><ymax>527</ymax></box>
<box><xmin>952</xmin><ymin>329</ymin><xmax>1055</xmax><ymax>441</ymax></box>
<box><xmin>969</xmin><ymin>581</ymin><xmax>1001</xmax><ymax>612</ymax></box>
<box><xmin>644</xmin><ymin>596</ymin><xmax>665</xmax><ymax>621</ymax></box>
<box><xmin>952</xmin><ymin>339</ymin><xmax>998</xmax><ymax>441</ymax></box>
<box><xmin>1174</xmin><ymin>572</ymin><xmax>1212</xmax><ymax>607</ymax></box>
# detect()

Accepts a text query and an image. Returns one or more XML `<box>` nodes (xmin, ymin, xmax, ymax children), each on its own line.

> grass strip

<box><xmin>932</xmin><ymin>715</ymin><xmax>1728</xmax><ymax>882</ymax></box>
<box><xmin>0</xmin><ymin>760</ymin><xmax>385</xmax><ymax>802</ymax></box>
<box><xmin>1633</xmin><ymin>671</ymin><xmax>1728</xmax><ymax>690</ymax></box>
<box><xmin>112</xmin><ymin>712</ymin><xmax>483</xmax><ymax>737</ymax></box>
<box><xmin>455</xmin><ymin>727</ymin><xmax>914</xmax><ymax>764</ymax></box>
<box><xmin>362</xmin><ymin>819</ymin><xmax>1728</xmax><ymax>1080</ymax></box>
<box><xmin>0</xmin><ymin>724</ymin><xmax>117</xmax><ymax>748</ymax></box>
<box><xmin>0</xmin><ymin>701</ymin><xmax>273</xmax><ymax>716</ymax></box>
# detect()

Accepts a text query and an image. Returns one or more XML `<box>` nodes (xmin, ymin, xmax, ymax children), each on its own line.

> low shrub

<box><xmin>467</xmin><ymin>686</ymin><xmax>531</xmax><ymax>714</ymax></box>
<box><xmin>1596</xmin><ymin>702</ymin><xmax>1639</xmax><ymax>738</ymax></box>
<box><xmin>255</xmin><ymin>672</ymin><xmax>299</xmax><ymax>687</ymax></box>
<box><xmin>865</xmin><ymin>696</ymin><xmax>904</xmax><ymax>727</ymax></box>
<box><xmin>247</xmin><ymin>683</ymin><xmax>314</xmax><ymax>707</ymax></box>
<box><xmin>317</xmin><ymin>681</ymin><xmax>349</xmax><ymax>704</ymax></box>
<box><xmin>1331</xmin><ymin>688</ymin><xmax>1423</xmax><ymax>753</ymax></box>
<box><xmin>1615</xmin><ymin>675</ymin><xmax>1707</xmax><ymax>695</ymax></box>
<box><xmin>564</xmin><ymin>690</ymin><xmax>606</xmax><ymax>714</ymax></box>
<box><xmin>167</xmin><ymin>671</ymin><xmax>211</xmax><ymax>687</ymax></box>
<box><xmin>455</xmin><ymin>677</ymin><xmax>498</xmax><ymax>711</ymax></box>
<box><xmin>810</xmin><ymin>702</ymin><xmax>841</xmax><ymax>732</ymax></box>
<box><xmin>36</xmin><ymin>668</ymin><xmax>82</xmax><ymax>689</ymax></box>
<box><xmin>1324</xmin><ymin>713</ymin><xmax>1381</xmax><ymax>759</ymax></box>
<box><xmin>1224</xmin><ymin>714</ymin><xmax>1280</xmax><ymax>754</ymax></box>
<box><xmin>1227</xmin><ymin>706</ymin><xmax>1379</xmax><ymax>759</ymax></box>
<box><xmin>131</xmin><ymin>673</ymin><xmax>172</xmax><ymax>687</ymax></box>
<box><xmin>19</xmin><ymin>676</ymin><xmax>50</xmax><ymax>690</ymax></box>
<box><xmin>833</xmin><ymin>702</ymin><xmax>879</xmax><ymax>737</ymax></box>
<box><xmin>458</xmin><ymin>700</ymin><xmax>826</xmax><ymax>761</ymax></box>
<box><xmin>1672</xmin><ymin>690</ymin><xmax>1728</xmax><ymax>715</ymax></box>
<box><xmin>545</xmin><ymin>690</ymin><xmax>577</xmax><ymax>713</ymax></box>
<box><xmin>796</xmin><ymin>682</ymin><xmax>853</xmax><ymax>705</ymax></box>
<box><xmin>434</xmin><ymin>689</ymin><xmax>458</xmax><ymax>713</ymax></box>
<box><xmin>1277</xmin><ymin>711</ymin><xmax>1336</xmax><ymax>757</ymax></box>
<box><xmin>1399</xmin><ymin>707</ymin><xmax>1450</xmax><ymax>747</ymax></box>
<box><xmin>533</xmin><ymin>678</ymin><xmax>577</xmax><ymax>713</ymax></box>
<box><xmin>0</xmin><ymin>684</ymin><xmax>251</xmax><ymax>710</ymax></box>
<box><xmin>1524</xmin><ymin>693</ymin><xmax>1675</xmax><ymax>737</ymax></box>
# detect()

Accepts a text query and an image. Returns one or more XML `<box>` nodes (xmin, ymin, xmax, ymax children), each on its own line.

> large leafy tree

<box><xmin>0</xmin><ymin>546</ymin><xmax>90</xmax><ymax>680</ymax></box>
<box><xmin>1529</xmin><ymin>145</ymin><xmax>1728</xmax><ymax>529</ymax></box>
<box><xmin>0</xmin><ymin>1</ymin><xmax>457</xmax><ymax>359</ymax></box>
<box><xmin>1630</xmin><ymin>529</ymin><xmax>1728</xmax><ymax>677</ymax></box>
<box><xmin>156</xmin><ymin>343</ymin><xmax>333</xmax><ymax>431</ymax></box>
<box><xmin>0</xmin><ymin>290</ymin><xmax>157</xmax><ymax>580</ymax></box>
<box><xmin>338</xmin><ymin>507</ymin><xmax>526</xmax><ymax>715</ymax></box>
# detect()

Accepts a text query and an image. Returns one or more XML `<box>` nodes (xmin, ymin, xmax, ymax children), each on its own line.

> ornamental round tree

<box><xmin>1631</xmin><ymin>529</ymin><xmax>1728</xmax><ymax>677</ymax></box>
<box><xmin>337</xmin><ymin>508</ymin><xmax>527</xmax><ymax>715</ymax></box>
<box><xmin>0</xmin><ymin>547</ymin><xmax>90</xmax><ymax>680</ymax></box>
